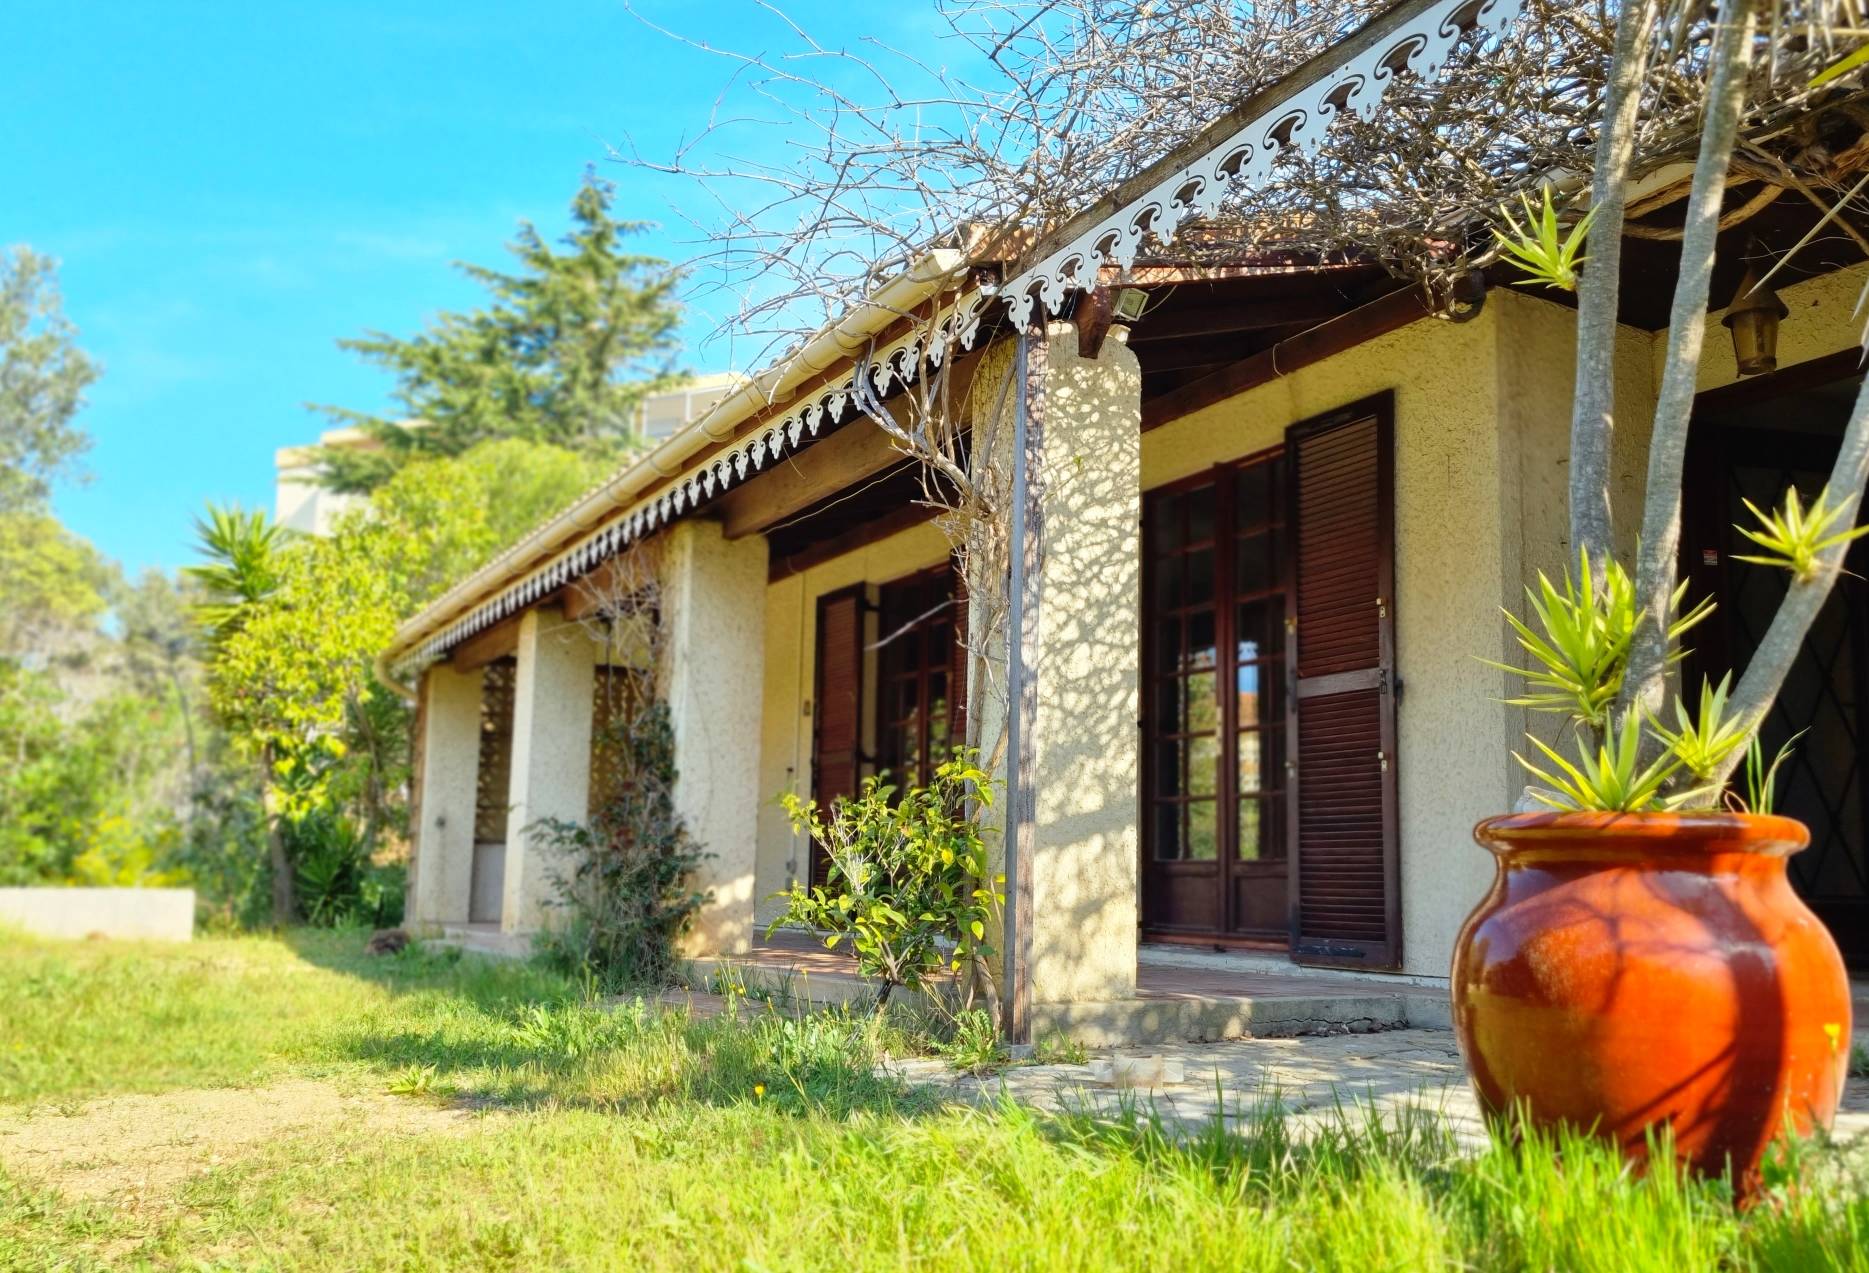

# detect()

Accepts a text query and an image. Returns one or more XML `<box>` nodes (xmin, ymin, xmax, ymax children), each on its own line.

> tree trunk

<box><xmin>1568</xmin><ymin>0</ymin><xmax>1661</xmax><ymax>575</ymax></box>
<box><xmin>1620</xmin><ymin>0</ymin><xmax>1763</xmax><ymax>734</ymax></box>
<box><xmin>261</xmin><ymin>746</ymin><xmax>297</xmax><ymax>926</ymax></box>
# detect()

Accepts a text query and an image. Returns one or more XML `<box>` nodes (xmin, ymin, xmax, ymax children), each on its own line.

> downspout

<box><xmin>1003</xmin><ymin>325</ymin><xmax>1037</xmax><ymax>1043</ymax></box>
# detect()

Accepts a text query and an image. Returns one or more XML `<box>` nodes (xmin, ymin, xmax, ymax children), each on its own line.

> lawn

<box><xmin>1</xmin><ymin>930</ymin><xmax>1865</xmax><ymax>1271</ymax></box>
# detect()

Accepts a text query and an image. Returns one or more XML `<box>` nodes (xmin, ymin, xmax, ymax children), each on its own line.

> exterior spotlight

<box><xmin>1722</xmin><ymin>263</ymin><xmax>1788</xmax><ymax>376</ymax></box>
<box><xmin>1111</xmin><ymin>287</ymin><xmax>1149</xmax><ymax>325</ymax></box>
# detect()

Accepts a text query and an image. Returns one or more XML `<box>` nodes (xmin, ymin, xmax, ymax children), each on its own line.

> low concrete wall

<box><xmin>0</xmin><ymin>888</ymin><xmax>195</xmax><ymax>941</ymax></box>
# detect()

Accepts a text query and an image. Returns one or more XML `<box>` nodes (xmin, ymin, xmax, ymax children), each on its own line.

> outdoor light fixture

<box><xmin>1722</xmin><ymin>262</ymin><xmax>1788</xmax><ymax>376</ymax></box>
<box><xmin>1111</xmin><ymin>287</ymin><xmax>1149</xmax><ymax>325</ymax></box>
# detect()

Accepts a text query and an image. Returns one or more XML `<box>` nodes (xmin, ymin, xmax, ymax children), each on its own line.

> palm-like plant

<box><xmin>1489</xmin><ymin>0</ymin><xmax>1869</xmax><ymax>810</ymax></box>
<box><xmin>183</xmin><ymin>504</ymin><xmax>289</xmax><ymax>647</ymax></box>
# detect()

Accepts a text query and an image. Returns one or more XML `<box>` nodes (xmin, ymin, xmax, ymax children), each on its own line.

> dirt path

<box><xmin>0</xmin><ymin>1079</ymin><xmax>486</xmax><ymax>1203</ymax></box>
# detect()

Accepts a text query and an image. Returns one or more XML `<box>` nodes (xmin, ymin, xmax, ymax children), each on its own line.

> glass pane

<box><xmin>1238</xmin><ymin>798</ymin><xmax>1266</xmax><ymax>861</ymax></box>
<box><xmin>1190</xmin><ymin>735</ymin><xmax>1220</xmax><ymax>797</ymax></box>
<box><xmin>928</xmin><ymin>670</ymin><xmax>948</xmax><ymax>715</ymax></box>
<box><xmin>1148</xmin><ymin>497</ymin><xmax>1184</xmax><ymax>554</ymax></box>
<box><xmin>1186</xmin><ymin>548</ymin><xmax>1214</xmax><ymax>608</ymax></box>
<box><xmin>1152</xmin><ymin>555</ymin><xmax>1183</xmax><ymax>610</ymax></box>
<box><xmin>1153</xmin><ymin>741</ymin><xmax>1183</xmax><ymax>796</ymax></box>
<box><xmin>1186</xmin><ymin>611</ymin><xmax>1216</xmax><ymax>671</ymax></box>
<box><xmin>1187</xmin><ymin>484</ymin><xmax>1216</xmax><ymax>544</ymax></box>
<box><xmin>1237</xmin><ymin>663</ymin><xmax>1273</xmax><ymax>727</ymax></box>
<box><xmin>1185</xmin><ymin>672</ymin><xmax>1219</xmax><ymax>733</ymax></box>
<box><xmin>1235</xmin><ymin>463</ymin><xmax>1271</xmax><ymax>527</ymax></box>
<box><xmin>1237</xmin><ymin>597</ymin><xmax>1285</xmax><ymax>662</ymax></box>
<box><xmin>897</xmin><ymin>679</ymin><xmax>919</xmax><ymax>716</ymax></box>
<box><xmin>1151</xmin><ymin>677</ymin><xmax>1182</xmax><ymax>733</ymax></box>
<box><xmin>1235</xmin><ymin>530</ymin><xmax>1274</xmax><ymax>597</ymax></box>
<box><xmin>1238</xmin><ymin>730</ymin><xmax>1264</xmax><ymax>793</ymax></box>
<box><xmin>1152</xmin><ymin>616</ymin><xmax>1182</xmax><ymax>676</ymax></box>
<box><xmin>1188</xmin><ymin>801</ymin><xmax>1218</xmax><ymax>860</ymax></box>
<box><xmin>1153</xmin><ymin>803</ymin><xmax>1183</xmax><ymax>861</ymax></box>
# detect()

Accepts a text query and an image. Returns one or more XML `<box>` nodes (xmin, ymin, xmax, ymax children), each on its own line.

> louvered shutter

<box><xmin>812</xmin><ymin>586</ymin><xmax>866</xmax><ymax>889</ymax></box>
<box><xmin>1286</xmin><ymin>396</ymin><xmax>1400</xmax><ymax>968</ymax></box>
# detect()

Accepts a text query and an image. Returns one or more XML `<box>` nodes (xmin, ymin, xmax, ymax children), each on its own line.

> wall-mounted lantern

<box><xmin>1722</xmin><ymin>263</ymin><xmax>1788</xmax><ymax>376</ymax></box>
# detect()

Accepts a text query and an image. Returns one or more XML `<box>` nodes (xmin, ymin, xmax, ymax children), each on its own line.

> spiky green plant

<box><xmin>1494</xmin><ymin>187</ymin><xmax>1596</xmax><ymax>291</ymax></box>
<box><xmin>1645</xmin><ymin>675</ymin><xmax>1749</xmax><ymax>783</ymax></box>
<box><xmin>1515</xmin><ymin>714</ymin><xmax>1683</xmax><ymax>813</ymax></box>
<box><xmin>1735</xmin><ymin>485</ymin><xmax>1869</xmax><ymax>582</ymax></box>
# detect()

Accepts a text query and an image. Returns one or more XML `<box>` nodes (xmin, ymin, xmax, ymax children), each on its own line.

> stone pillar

<box><xmin>662</xmin><ymin>519</ymin><xmax>768</xmax><ymax>956</ymax></box>
<box><xmin>976</xmin><ymin>324</ymin><xmax>1143</xmax><ymax>1005</ymax></box>
<box><xmin>502</xmin><ymin>607</ymin><xmax>597</xmax><ymax>933</ymax></box>
<box><xmin>408</xmin><ymin>663</ymin><xmax>483</xmax><ymax>932</ymax></box>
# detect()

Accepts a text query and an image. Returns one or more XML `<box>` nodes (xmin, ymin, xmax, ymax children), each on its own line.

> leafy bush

<box><xmin>770</xmin><ymin>751</ymin><xmax>1002</xmax><ymax>1010</ymax></box>
<box><xmin>534</xmin><ymin>699</ymin><xmax>708</xmax><ymax>988</ymax></box>
<box><xmin>285</xmin><ymin>809</ymin><xmax>404</xmax><ymax>929</ymax></box>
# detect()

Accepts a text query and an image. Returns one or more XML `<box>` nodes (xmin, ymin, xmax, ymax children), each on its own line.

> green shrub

<box><xmin>771</xmin><ymin>750</ymin><xmax>1002</xmax><ymax>1010</ymax></box>
<box><xmin>285</xmin><ymin>810</ymin><xmax>403</xmax><ymax>929</ymax></box>
<box><xmin>534</xmin><ymin>700</ymin><xmax>708</xmax><ymax>989</ymax></box>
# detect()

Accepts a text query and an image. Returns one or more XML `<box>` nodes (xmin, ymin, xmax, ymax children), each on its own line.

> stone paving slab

<box><xmin>883</xmin><ymin>1028</ymin><xmax>1869</xmax><ymax>1151</ymax></box>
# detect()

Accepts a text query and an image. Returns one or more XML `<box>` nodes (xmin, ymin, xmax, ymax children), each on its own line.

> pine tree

<box><xmin>311</xmin><ymin>171</ymin><xmax>684</xmax><ymax>493</ymax></box>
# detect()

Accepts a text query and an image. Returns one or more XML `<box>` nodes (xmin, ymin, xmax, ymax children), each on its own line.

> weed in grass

<box><xmin>1033</xmin><ymin>1031</ymin><xmax>1089</xmax><ymax>1066</ymax></box>
<box><xmin>935</xmin><ymin>1008</ymin><xmax>1008</xmax><ymax>1073</ymax></box>
<box><xmin>1851</xmin><ymin>1042</ymin><xmax>1867</xmax><ymax>1079</ymax></box>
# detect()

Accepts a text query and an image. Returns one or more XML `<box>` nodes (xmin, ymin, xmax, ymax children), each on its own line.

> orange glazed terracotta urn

<box><xmin>1452</xmin><ymin>812</ymin><xmax>1852</xmax><ymax>1190</ymax></box>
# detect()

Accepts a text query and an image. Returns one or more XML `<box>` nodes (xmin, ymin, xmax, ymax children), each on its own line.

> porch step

<box><xmin>680</xmin><ymin>945</ymin><xmax>1417</xmax><ymax>1045</ymax></box>
<box><xmin>430</xmin><ymin>923</ymin><xmax>533</xmax><ymax>961</ymax></box>
<box><xmin>1037</xmin><ymin>990</ymin><xmax>1409</xmax><ymax>1048</ymax></box>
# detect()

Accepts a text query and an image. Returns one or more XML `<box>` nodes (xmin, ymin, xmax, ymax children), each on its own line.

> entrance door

<box><xmin>874</xmin><ymin>565</ymin><xmax>962</xmax><ymax>788</ymax></box>
<box><xmin>470</xmin><ymin>658</ymin><xmax>517</xmax><ymax>924</ymax></box>
<box><xmin>810</xmin><ymin>586</ymin><xmax>867</xmax><ymax>889</ymax></box>
<box><xmin>1685</xmin><ymin>368</ymin><xmax>1869</xmax><ymax>964</ymax></box>
<box><xmin>1140</xmin><ymin>450</ymin><xmax>1290</xmax><ymax>943</ymax></box>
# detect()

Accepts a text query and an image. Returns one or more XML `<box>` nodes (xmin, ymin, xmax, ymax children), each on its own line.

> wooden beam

<box><xmin>449</xmin><ymin>611</ymin><xmax>525</xmax><ymax>671</ymax></box>
<box><xmin>1127</xmin><ymin>292</ymin><xmax>1355</xmax><ymax>344</ymax></box>
<box><xmin>1140</xmin><ymin>286</ymin><xmax>1449</xmax><ymax>432</ymax></box>
<box><xmin>767</xmin><ymin>502</ymin><xmax>940</xmax><ymax>583</ymax></box>
<box><xmin>717</xmin><ymin>418</ymin><xmax>905</xmax><ymax>540</ymax></box>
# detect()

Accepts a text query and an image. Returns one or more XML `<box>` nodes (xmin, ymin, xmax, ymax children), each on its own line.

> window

<box><xmin>1142</xmin><ymin>449</ymin><xmax>1290</xmax><ymax>938</ymax></box>
<box><xmin>875</xmin><ymin>566</ymin><xmax>959</xmax><ymax>788</ymax></box>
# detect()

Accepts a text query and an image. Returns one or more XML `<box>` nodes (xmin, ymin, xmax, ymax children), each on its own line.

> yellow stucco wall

<box><xmin>1146</xmin><ymin>304</ymin><xmax>1521</xmax><ymax>976</ymax></box>
<box><xmin>753</xmin><ymin>521</ymin><xmax>954</xmax><ymax>925</ymax></box>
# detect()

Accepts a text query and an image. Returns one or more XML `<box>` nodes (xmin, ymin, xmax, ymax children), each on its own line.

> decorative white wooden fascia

<box><xmin>993</xmin><ymin>0</ymin><xmax>1524</xmax><ymax>329</ymax></box>
<box><xmin>405</xmin><ymin>292</ymin><xmax>990</xmax><ymax>666</ymax></box>
<box><xmin>404</xmin><ymin>0</ymin><xmax>1524</xmax><ymax>668</ymax></box>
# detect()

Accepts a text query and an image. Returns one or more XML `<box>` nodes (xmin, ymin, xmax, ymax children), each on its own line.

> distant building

<box><xmin>274</xmin><ymin>378</ymin><xmax>742</xmax><ymax>534</ymax></box>
<box><xmin>273</xmin><ymin>425</ymin><xmax>381</xmax><ymax>535</ymax></box>
<box><xmin>635</xmin><ymin>373</ymin><xmax>746</xmax><ymax>442</ymax></box>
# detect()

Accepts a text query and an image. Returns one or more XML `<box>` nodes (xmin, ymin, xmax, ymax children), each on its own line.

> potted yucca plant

<box><xmin>1454</xmin><ymin>0</ymin><xmax>1855</xmax><ymax>1194</ymax></box>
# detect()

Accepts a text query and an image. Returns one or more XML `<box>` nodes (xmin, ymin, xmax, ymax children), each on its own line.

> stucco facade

<box><xmin>399</xmin><ymin>256</ymin><xmax>1869</xmax><ymax>1017</ymax></box>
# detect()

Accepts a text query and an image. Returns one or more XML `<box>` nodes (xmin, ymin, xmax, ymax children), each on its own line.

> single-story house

<box><xmin>381</xmin><ymin>0</ymin><xmax>1869</xmax><ymax>1039</ymax></box>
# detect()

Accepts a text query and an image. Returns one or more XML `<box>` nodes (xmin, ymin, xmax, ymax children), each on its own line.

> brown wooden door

<box><xmin>1286</xmin><ymin>394</ymin><xmax>1400</xmax><ymax>969</ymax></box>
<box><xmin>1140</xmin><ymin>450</ymin><xmax>1290</xmax><ymax>943</ymax></box>
<box><xmin>811</xmin><ymin>586</ymin><xmax>866</xmax><ymax>888</ymax></box>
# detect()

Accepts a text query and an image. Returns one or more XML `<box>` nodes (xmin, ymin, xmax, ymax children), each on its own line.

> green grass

<box><xmin>1</xmin><ymin>930</ymin><xmax>1865</xmax><ymax>1271</ymax></box>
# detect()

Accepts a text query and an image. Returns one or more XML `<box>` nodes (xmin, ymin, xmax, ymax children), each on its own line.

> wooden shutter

<box><xmin>1285</xmin><ymin>394</ymin><xmax>1400</xmax><ymax>968</ymax></box>
<box><xmin>949</xmin><ymin>564</ymin><xmax>970</xmax><ymax>750</ymax></box>
<box><xmin>812</xmin><ymin>586</ymin><xmax>867</xmax><ymax>888</ymax></box>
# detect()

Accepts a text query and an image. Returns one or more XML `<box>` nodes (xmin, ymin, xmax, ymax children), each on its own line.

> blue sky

<box><xmin>4</xmin><ymin>1</ymin><xmax>941</xmax><ymax>575</ymax></box>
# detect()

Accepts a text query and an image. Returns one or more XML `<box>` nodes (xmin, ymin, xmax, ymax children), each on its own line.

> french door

<box><xmin>1140</xmin><ymin>395</ymin><xmax>1401</xmax><ymax>966</ymax></box>
<box><xmin>1140</xmin><ymin>449</ymin><xmax>1291</xmax><ymax>942</ymax></box>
